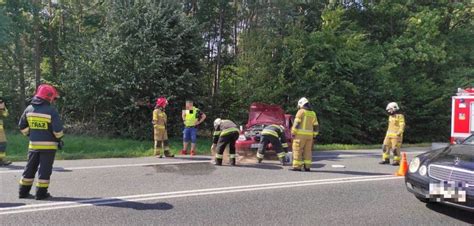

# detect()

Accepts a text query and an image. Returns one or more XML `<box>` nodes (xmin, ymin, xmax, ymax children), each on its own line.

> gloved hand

<box><xmin>58</xmin><ymin>140</ymin><xmax>64</xmax><ymax>150</ymax></box>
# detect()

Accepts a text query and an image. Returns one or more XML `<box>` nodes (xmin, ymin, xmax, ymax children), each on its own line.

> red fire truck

<box><xmin>451</xmin><ymin>87</ymin><xmax>474</xmax><ymax>144</ymax></box>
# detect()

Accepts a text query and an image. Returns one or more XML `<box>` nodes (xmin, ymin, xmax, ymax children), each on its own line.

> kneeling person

<box><xmin>256</xmin><ymin>124</ymin><xmax>288</xmax><ymax>165</ymax></box>
<box><xmin>212</xmin><ymin>118</ymin><xmax>239</xmax><ymax>166</ymax></box>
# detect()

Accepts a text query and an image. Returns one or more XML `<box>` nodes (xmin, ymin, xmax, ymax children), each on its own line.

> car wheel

<box><xmin>415</xmin><ymin>195</ymin><xmax>429</xmax><ymax>203</ymax></box>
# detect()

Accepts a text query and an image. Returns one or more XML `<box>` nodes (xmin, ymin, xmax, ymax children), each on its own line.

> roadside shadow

<box><xmin>53</xmin><ymin>167</ymin><xmax>73</xmax><ymax>173</ymax></box>
<box><xmin>426</xmin><ymin>203</ymin><xmax>474</xmax><ymax>224</ymax></box>
<box><xmin>145</xmin><ymin>162</ymin><xmax>216</xmax><ymax>175</ymax></box>
<box><xmin>311</xmin><ymin>163</ymin><xmax>325</xmax><ymax>169</ymax></box>
<box><xmin>1</xmin><ymin>165</ymin><xmax>24</xmax><ymax>170</ymax></box>
<box><xmin>170</xmin><ymin>156</ymin><xmax>212</xmax><ymax>161</ymax></box>
<box><xmin>236</xmin><ymin>163</ymin><xmax>283</xmax><ymax>170</ymax></box>
<box><xmin>313</xmin><ymin>170</ymin><xmax>390</xmax><ymax>176</ymax></box>
<box><xmin>0</xmin><ymin>203</ymin><xmax>26</xmax><ymax>208</ymax></box>
<box><xmin>50</xmin><ymin>197</ymin><xmax>173</xmax><ymax>211</ymax></box>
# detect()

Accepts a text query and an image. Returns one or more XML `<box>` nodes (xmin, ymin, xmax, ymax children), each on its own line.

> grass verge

<box><xmin>2</xmin><ymin>133</ymin><xmax>430</xmax><ymax>161</ymax></box>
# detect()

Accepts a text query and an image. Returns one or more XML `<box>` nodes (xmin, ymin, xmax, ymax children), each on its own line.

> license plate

<box><xmin>429</xmin><ymin>181</ymin><xmax>467</xmax><ymax>202</ymax></box>
<box><xmin>251</xmin><ymin>143</ymin><xmax>261</xmax><ymax>149</ymax></box>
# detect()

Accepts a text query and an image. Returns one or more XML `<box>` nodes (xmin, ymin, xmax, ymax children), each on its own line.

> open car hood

<box><xmin>246</xmin><ymin>103</ymin><xmax>285</xmax><ymax>128</ymax></box>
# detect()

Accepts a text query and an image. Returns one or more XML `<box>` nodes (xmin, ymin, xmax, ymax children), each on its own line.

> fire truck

<box><xmin>451</xmin><ymin>87</ymin><xmax>474</xmax><ymax>144</ymax></box>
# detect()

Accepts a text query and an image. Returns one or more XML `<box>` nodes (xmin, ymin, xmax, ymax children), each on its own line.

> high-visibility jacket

<box><xmin>292</xmin><ymin>108</ymin><xmax>319</xmax><ymax>138</ymax></box>
<box><xmin>261</xmin><ymin>124</ymin><xmax>288</xmax><ymax>149</ymax></box>
<box><xmin>153</xmin><ymin>108</ymin><xmax>167</xmax><ymax>130</ymax></box>
<box><xmin>213</xmin><ymin>120</ymin><xmax>239</xmax><ymax>144</ymax></box>
<box><xmin>0</xmin><ymin>107</ymin><xmax>8</xmax><ymax>143</ymax></box>
<box><xmin>18</xmin><ymin>97</ymin><xmax>64</xmax><ymax>151</ymax></box>
<box><xmin>184</xmin><ymin>107</ymin><xmax>200</xmax><ymax>127</ymax></box>
<box><xmin>386</xmin><ymin>114</ymin><xmax>405</xmax><ymax>137</ymax></box>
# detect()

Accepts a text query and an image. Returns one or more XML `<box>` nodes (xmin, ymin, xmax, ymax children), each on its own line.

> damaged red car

<box><xmin>236</xmin><ymin>103</ymin><xmax>294</xmax><ymax>158</ymax></box>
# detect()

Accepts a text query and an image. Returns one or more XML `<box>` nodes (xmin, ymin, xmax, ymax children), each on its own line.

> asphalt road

<box><xmin>1</xmin><ymin>147</ymin><xmax>473</xmax><ymax>225</ymax></box>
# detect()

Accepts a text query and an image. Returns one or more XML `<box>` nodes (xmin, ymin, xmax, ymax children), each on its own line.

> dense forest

<box><xmin>0</xmin><ymin>0</ymin><xmax>473</xmax><ymax>144</ymax></box>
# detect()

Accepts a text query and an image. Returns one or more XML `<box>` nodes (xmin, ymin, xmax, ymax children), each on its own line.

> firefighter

<box><xmin>379</xmin><ymin>102</ymin><xmax>405</xmax><ymax>166</ymax></box>
<box><xmin>212</xmin><ymin>118</ymin><xmax>239</xmax><ymax>166</ymax></box>
<box><xmin>153</xmin><ymin>97</ymin><xmax>174</xmax><ymax>158</ymax></box>
<box><xmin>0</xmin><ymin>92</ymin><xmax>12</xmax><ymax>166</ymax></box>
<box><xmin>256</xmin><ymin>124</ymin><xmax>289</xmax><ymax>166</ymax></box>
<box><xmin>181</xmin><ymin>100</ymin><xmax>206</xmax><ymax>156</ymax></box>
<box><xmin>291</xmin><ymin>97</ymin><xmax>319</xmax><ymax>172</ymax></box>
<box><xmin>18</xmin><ymin>84</ymin><xmax>64</xmax><ymax>200</ymax></box>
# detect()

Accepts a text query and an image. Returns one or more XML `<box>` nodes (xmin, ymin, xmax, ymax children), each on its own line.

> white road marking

<box><xmin>0</xmin><ymin>160</ymin><xmax>211</xmax><ymax>174</ymax></box>
<box><xmin>0</xmin><ymin>151</ymin><xmax>426</xmax><ymax>174</ymax></box>
<box><xmin>0</xmin><ymin>175</ymin><xmax>403</xmax><ymax>215</ymax></box>
<box><xmin>314</xmin><ymin>151</ymin><xmax>426</xmax><ymax>158</ymax></box>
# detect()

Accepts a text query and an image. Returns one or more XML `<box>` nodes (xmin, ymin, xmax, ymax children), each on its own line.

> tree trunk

<box><xmin>49</xmin><ymin>0</ymin><xmax>58</xmax><ymax>79</ymax></box>
<box><xmin>15</xmin><ymin>35</ymin><xmax>26</xmax><ymax>110</ymax></box>
<box><xmin>213</xmin><ymin>2</ymin><xmax>225</xmax><ymax>97</ymax></box>
<box><xmin>233</xmin><ymin>0</ymin><xmax>238</xmax><ymax>56</ymax></box>
<box><xmin>33</xmin><ymin>0</ymin><xmax>42</xmax><ymax>87</ymax></box>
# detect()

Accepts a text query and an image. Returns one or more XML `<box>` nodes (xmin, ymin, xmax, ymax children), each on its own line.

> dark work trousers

<box><xmin>21</xmin><ymin>151</ymin><xmax>56</xmax><ymax>187</ymax></box>
<box><xmin>216</xmin><ymin>132</ymin><xmax>239</xmax><ymax>157</ymax></box>
<box><xmin>257</xmin><ymin>135</ymin><xmax>284</xmax><ymax>156</ymax></box>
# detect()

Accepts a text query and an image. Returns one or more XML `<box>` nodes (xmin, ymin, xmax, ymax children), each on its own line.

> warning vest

<box><xmin>184</xmin><ymin>107</ymin><xmax>199</xmax><ymax>127</ymax></box>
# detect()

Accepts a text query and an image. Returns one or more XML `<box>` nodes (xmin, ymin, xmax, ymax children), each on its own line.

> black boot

<box><xmin>379</xmin><ymin>159</ymin><xmax>390</xmax><ymax>165</ymax></box>
<box><xmin>391</xmin><ymin>162</ymin><xmax>400</xmax><ymax>166</ymax></box>
<box><xmin>35</xmin><ymin>187</ymin><xmax>51</xmax><ymax>200</ymax></box>
<box><xmin>257</xmin><ymin>157</ymin><xmax>263</xmax><ymax>163</ymax></box>
<box><xmin>230</xmin><ymin>158</ymin><xmax>236</xmax><ymax>166</ymax></box>
<box><xmin>278</xmin><ymin>157</ymin><xmax>285</xmax><ymax>166</ymax></box>
<box><xmin>215</xmin><ymin>158</ymin><xmax>223</xmax><ymax>166</ymax></box>
<box><xmin>289</xmin><ymin>167</ymin><xmax>302</xmax><ymax>172</ymax></box>
<box><xmin>164</xmin><ymin>150</ymin><xmax>174</xmax><ymax>158</ymax></box>
<box><xmin>19</xmin><ymin>185</ymin><xmax>32</xmax><ymax>199</ymax></box>
<box><xmin>304</xmin><ymin>166</ymin><xmax>311</xmax><ymax>172</ymax></box>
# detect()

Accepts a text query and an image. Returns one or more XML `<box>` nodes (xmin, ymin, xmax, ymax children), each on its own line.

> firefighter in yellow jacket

<box><xmin>379</xmin><ymin>102</ymin><xmax>405</xmax><ymax>166</ymax></box>
<box><xmin>291</xmin><ymin>97</ymin><xmax>319</xmax><ymax>172</ymax></box>
<box><xmin>0</xmin><ymin>93</ymin><xmax>12</xmax><ymax>166</ymax></box>
<box><xmin>153</xmin><ymin>97</ymin><xmax>174</xmax><ymax>158</ymax></box>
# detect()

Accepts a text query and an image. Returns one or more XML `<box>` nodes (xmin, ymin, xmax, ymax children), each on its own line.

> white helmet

<box><xmin>386</xmin><ymin>102</ymin><xmax>399</xmax><ymax>113</ymax></box>
<box><xmin>214</xmin><ymin>118</ymin><xmax>222</xmax><ymax>128</ymax></box>
<box><xmin>298</xmin><ymin>97</ymin><xmax>309</xmax><ymax>108</ymax></box>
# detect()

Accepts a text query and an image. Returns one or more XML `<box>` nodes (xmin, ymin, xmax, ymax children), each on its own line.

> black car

<box><xmin>405</xmin><ymin>135</ymin><xmax>474</xmax><ymax>212</ymax></box>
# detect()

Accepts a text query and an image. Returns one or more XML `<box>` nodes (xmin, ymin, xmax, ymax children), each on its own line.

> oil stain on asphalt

<box><xmin>145</xmin><ymin>162</ymin><xmax>216</xmax><ymax>176</ymax></box>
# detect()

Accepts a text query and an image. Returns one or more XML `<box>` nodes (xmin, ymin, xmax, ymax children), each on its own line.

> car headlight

<box><xmin>418</xmin><ymin>165</ymin><xmax>427</xmax><ymax>176</ymax></box>
<box><xmin>409</xmin><ymin>157</ymin><xmax>420</xmax><ymax>173</ymax></box>
<box><xmin>238</xmin><ymin>135</ymin><xmax>247</xmax><ymax>141</ymax></box>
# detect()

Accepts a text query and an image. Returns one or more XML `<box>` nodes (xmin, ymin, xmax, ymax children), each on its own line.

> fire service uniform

<box><xmin>18</xmin><ymin>84</ymin><xmax>64</xmax><ymax>200</ymax></box>
<box><xmin>256</xmin><ymin>124</ymin><xmax>289</xmax><ymax>165</ymax></box>
<box><xmin>213</xmin><ymin>118</ymin><xmax>239</xmax><ymax>166</ymax></box>
<box><xmin>291</xmin><ymin>97</ymin><xmax>319</xmax><ymax>171</ymax></box>
<box><xmin>380</xmin><ymin>102</ymin><xmax>405</xmax><ymax>166</ymax></box>
<box><xmin>153</xmin><ymin>97</ymin><xmax>173</xmax><ymax>158</ymax></box>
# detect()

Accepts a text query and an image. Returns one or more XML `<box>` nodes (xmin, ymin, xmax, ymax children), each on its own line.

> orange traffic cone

<box><xmin>395</xmin><ymin>152</ymin><xmax>408</xmax><ymax>176</ymax></box>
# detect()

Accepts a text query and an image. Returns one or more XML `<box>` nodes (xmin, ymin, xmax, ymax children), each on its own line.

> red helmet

<box><xmin>155</xmin><ymin>97</ymin><xmax>168</xmax><ymax>108</ymax></box>
<box><xmin>35</xmin><ymin>84</ymin><xmax>58</xmax><ymax>103</ymax></box>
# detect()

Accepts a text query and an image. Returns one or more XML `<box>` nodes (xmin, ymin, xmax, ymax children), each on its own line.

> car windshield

<box><xmin>462</xmin><ymin>135</ymin><xmax>474</xmax><ymax>145</ymax></box>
